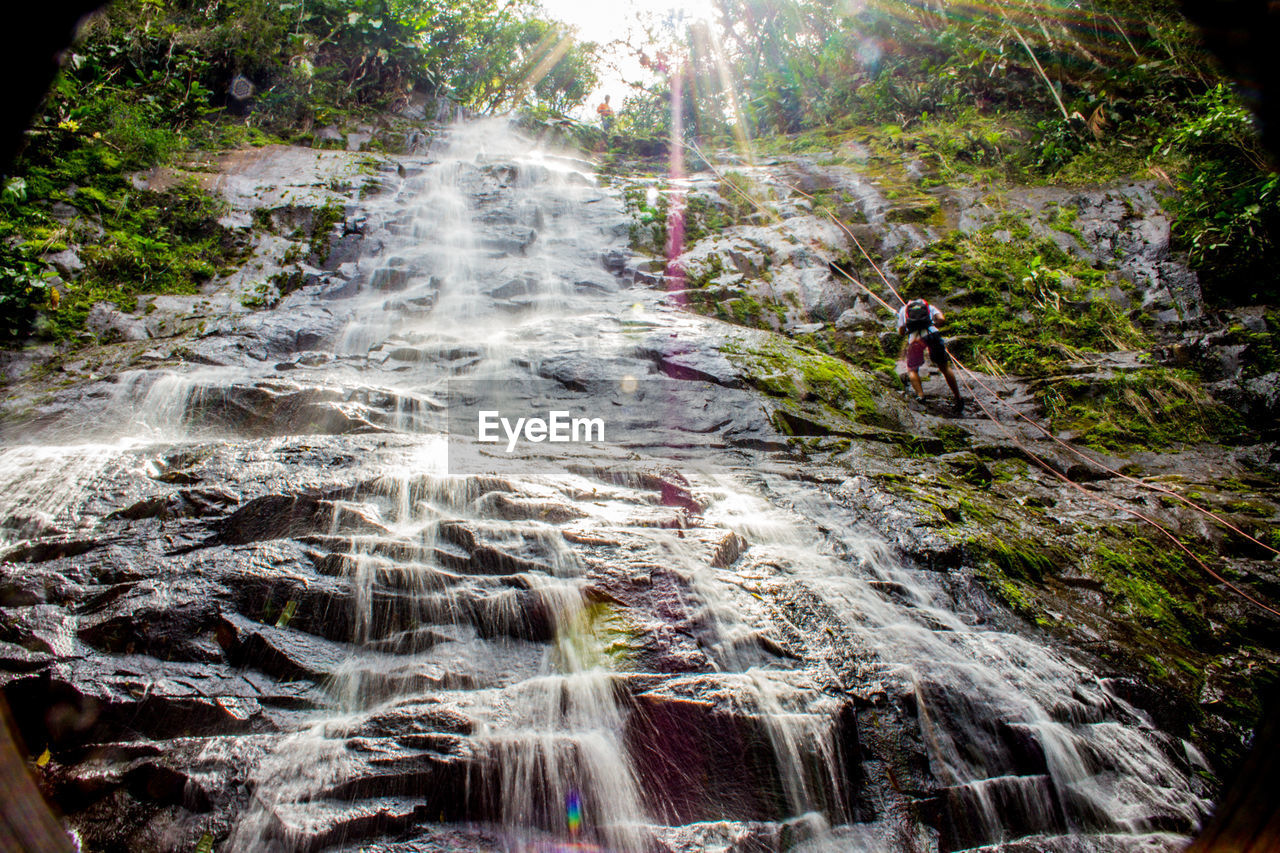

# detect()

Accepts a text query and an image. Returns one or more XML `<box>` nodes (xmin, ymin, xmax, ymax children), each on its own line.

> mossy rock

<box><xmin>931</xmin><ymin>423</ymin><xmax>971</xmax><ymax>453</ymax></box>
<box><xmin>1043</xmin><ymin>368</ymin><xmax>1245</xmax><ymax>451</ymax></box>
<box><xmin>720</xmin><ymin>333</ymin><xmax>899</xmax><ymax>429</ymax></box>
<box><xmin>892</xmin><ymin>226</ymin><xmax>1141</xmax><ymax>377</ymax></box>
<box><xmin>940</xmin><ymin>451</ymin><xmax>991</xmax><ymax>485</ymax></box>
<box><xmin>969</xmin><ymin>535</ymin><xmax>1066</xmax><ymax>583</ymax></box>
<box><xmin>770</xmin><ymin>397</ymin><xmax>935</xmax><ymax>453</ymax></box>
<box><xmin>884</xmin><ymin>195</ymin><xmax>942</xmax><ymax>224</ymax></box>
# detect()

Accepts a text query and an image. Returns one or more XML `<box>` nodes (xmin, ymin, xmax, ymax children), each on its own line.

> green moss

<box><xmin>1083</xmin><ymin>530</ymin><xmax>1211</xmax><ymax>647</ymax></box>
<box><xmin>721</xmin><ymin>334</ymin><xmax>880</xmax><ymax>420</ymax></box>
<box><xmin>205</xmin><ymin>123</ymin><xmax>282</xmax><ymax>150</ymax></box>
<box><xmin>1049</xmin><ymin>144</ymin><xmax>1153</xmax><ymax>187</ymax></box>
<box><xmin>887</xmin><ymin>221</ymin><xmax>1254</xmax><ymax>446</ymax></box>
<box><xmin>722</xmin><ymin>292</ymin><xmax>792</xmax><ymax>329</ymax></box>
<box><xmin>1043</xmin><ymin>202</ymin><xmax>1086</xmax><ymax>248</ymax></box>
<box><xmin>1222</xmin><ymin>499</ymin><xmax>1273</xmax><ymax>517</ymax></box>
<box><xmin>931</xmin><ymin>423</ymin><xmax>971</xmax><ymax>453</ymax></box>
<box><xmin>990</xmin><ymin>574</ymin><xmax>1034</xmax><ymax>611</ymax></box>
<box><xmin>309</xmin><ymin>203</ymin><xmax>345</xmax><ymax>265</ymax></box>
<box><xmin>240</xmin><ymin>281</ymin><xmax>276</xmax><ymax>310</ymax></box>
<box><xmin>683</xmin><ymin>194</ymin><xmax>728</xmax><ymax>245</ymax></box>
<box><xmin>824</xmin><ymin>329</ymin><xmax>896</xmax><ymax>377</ymax></box>
<box><xmin>1144</xmin><ymin>654</ymin><xmax>1170</xmax><ymax>679</ymax></box>
<box><xmin>841</xmin><ymin>110</ymin><xmax>1033</xmax><ymax>186</ymax></box>
<box><xmin>872</xmin><ymin>474</ymin><xmax>950</xmax><ymax>525</ymax></box>
<box><xmin>969</xmin><ymin>535</ymin><xmax>1063</xmax><ymax>583</ymax></box>
<box><xmin>1235</xmin><ymin>312</ymin><xmax>1280</xmax><ymax>380</ymax></box>
<box><xmin>622</xmin><ymin>180</ymin><xmax>670</xmax><ymax>254</ymax></box>
<box><xmin>1043</xmin><ymin>368</ymin><xmax>1244</xmax><ymax>451</ymax></box>
<box><xmin>624</xmin><ymin>170</ymin><xmax>764</xmax><ymax>260</ymax></box>
<box><xmin>728</xmin><ymin>295</ymin><xmax>761</xmax><ymax>324</ymax></box>
<box><xmin>885</xmin><ymin>195</ymin><xmax>942</xmax><ymax>224</ymax></box>
<box><xmin>553</xmin><ymin>601</ymin><xmax>639</xmax><ymax>672</ymax></box>
<box><xmin>1174</xmin><ymin>657</ymin><xmax>1201</xmax><ymax>677</ymax></box>
<box><xmin>36</xmin><ymin>180</ymin><xmax>244</xmax><ymax>341</ymax></box>
<box><xmin>988</xmin><ymin>459</ymin><xmax>1027</xmax><ymax>484</ymax></box>
<box><xmin>892</xmin><ymin>223</ymin><xmax>1137</xmax><ymax>377</ymax></box>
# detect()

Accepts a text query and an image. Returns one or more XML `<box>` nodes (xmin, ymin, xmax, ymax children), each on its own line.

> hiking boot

<box><xmin>953</xmin><ymin>397</ymin><xmax>965</xmax><ymax>416</ymax></box>
<box><xmin>914</xmin><ymin>394</ymin><xmax>927</xmax><ymax>405</ymax></box>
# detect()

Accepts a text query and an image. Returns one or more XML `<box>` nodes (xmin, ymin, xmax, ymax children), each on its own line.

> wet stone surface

<box><xmin>0</xmin><ymin>120</ymin><xmax>1271</xmax><ymax>852</ymax></box>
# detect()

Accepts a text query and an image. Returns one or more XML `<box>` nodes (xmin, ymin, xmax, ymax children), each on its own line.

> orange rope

<box><xmin>686</xmin><ymin>141</ymin><xmax>897</xmax><ymax>313</ymax></box>
<box><xmin>959</xmin><ymin>370</ymin><xmax>1280</xmax><ymax>620</ymax></box>
<box><xmin>830</xmin><ymin>264</ymin><xmax>895</xmax><ymax>312</ymax></box>
<box><xmin>772</xmin><ymin>176</ymin><xmax>907</xmax><ymax>307</ymax></box>
<box><xmin>786</xmin><ymin>166</ymin><xmax>1279</xmax><ymax>561</ymax></box>
<box><xmin>686</xmin><ymin>145</ymin><xmax>1280</xmax><ymax>594</ymax></box>
<box><xmin>952</xmin><ymin>355</ymin><xmax>1280</xmax><ymax>558</ymax></box>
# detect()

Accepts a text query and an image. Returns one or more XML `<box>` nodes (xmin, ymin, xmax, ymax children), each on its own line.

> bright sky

<box><xmin>536</xmin><ymin>0</ymin><xmax>716</xmax><ymax>117</ymax></box>
<box><xmin>538</xmin><ymin>0</ymin><xmax>714</xmax><ymax>44</ymax></box>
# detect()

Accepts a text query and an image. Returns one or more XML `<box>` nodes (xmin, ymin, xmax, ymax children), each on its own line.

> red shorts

<box><xmin>906</xmin><ymin>333</ymin><xmax>949</xmax><ymax>370</ymax></box>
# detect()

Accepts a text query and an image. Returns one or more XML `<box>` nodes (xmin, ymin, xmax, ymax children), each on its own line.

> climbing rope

<box><xmin>685</xmin><ymin>141</ymin><xmax>898</xmax><ymax>313</ymax></box>
<box><xmin>773</xmin><ymin>175</ymin><xmax>907</xmax><ymax>308</ymax></box>
<box><xmin>681</xmin><ymin>143</ymin><xmax>1280</xmax><ymax>616</ymax></box>
<box><xmin>952</xmin><ymin>354</ymin><xmax>1280</xmax><ymax>559</ymax></box>
<box><xmin>960</xmin><ymin>369</ymin><xmax>1280</xmax><ymax>620</ymax></box>
<box><xmin>786</xmin><ymin>165</ymin><xmax>1279</xmax><ymax>559</ymax></box>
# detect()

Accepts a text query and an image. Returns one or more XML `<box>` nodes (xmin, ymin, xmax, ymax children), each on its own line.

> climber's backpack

<box><xmin>904</xmin><ymin>299</ymin><xmax>932</xmax><ymax>333</ymax></box>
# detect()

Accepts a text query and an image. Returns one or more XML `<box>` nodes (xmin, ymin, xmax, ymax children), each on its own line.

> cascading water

<box><xmin>0</xmin><ymin>119</ymin><xmax>1212</xmax><ymax>852</ymax></box>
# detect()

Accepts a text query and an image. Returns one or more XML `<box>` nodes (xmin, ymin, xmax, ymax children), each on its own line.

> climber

<box><xmin>596</xmin><ymin>95</ymin><xmax>615</xmax><ymax>133</ymax></box>
<box><xmin>895</xmin><ymin>298</ymin><xmax>964</xmax><ymax>414</ymax></box>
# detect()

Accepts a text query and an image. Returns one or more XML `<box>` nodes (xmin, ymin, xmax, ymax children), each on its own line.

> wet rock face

<box><xmin>954</xmin><ymin>183</ymin><xmax>1202</xmax><ymax>318</ymax></box>
<box><xmin>0</xmin><ymin>122</ymin><xmax>1231</xmax><ymax>853</ymax></box>
<box><xmin>1</xmin><ymin>454</ymin><xmax>1217</xmax><ymax>852</ymax></box>
<box><xmin>639</xmin><ymin>158</ymin><xmax>1210</xmax><ymax>368</ymax></box>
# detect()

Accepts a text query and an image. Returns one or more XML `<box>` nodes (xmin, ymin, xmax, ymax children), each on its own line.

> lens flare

<box><xmin>566</xmin><ymin>788</ymin><xmax>583</xmax><ymax>835</ymax></box>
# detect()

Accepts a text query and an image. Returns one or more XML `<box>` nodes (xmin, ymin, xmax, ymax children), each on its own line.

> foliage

<box><xmin>479</xmin><ymin>18</ymin><xmax>599</xmax><ymax>115</ymax></box>
<box><xmin>892</xmin><ymin>225</ymin><xmax>1139</xmax><ymax>375</ymax></box>
<box><xmin>0</xmin><ymin>0</ymin><xmax>600</xmax><ymax>343</ymax></box>
<box><xmin>2</xmin><ymin>41</ymin><xmax>243</xmax><ymax>343</ymax></box>
<box><xmin>599</xmin><ymin>0</ymin><xmax>1274</xmax><ymax>299</ymax></box>
<box><xmin>616</xmin><ymin>86</ymin><xmax>674</xmax><ymax>144</ymax></box>
<box><xmin>55</xmin><ymin>0</ymin><xmax>599</xmax><ymax>139</ymax></box>
<box><xmin>39</xmin><ymin>180</ymin><xmax>242</xmax><ymax>341</ymax></box>
<box><xmin>1157</xmin><ymin>84</ymin><xmax>1280</xmax><ymax>303</ymax></box>
<box><xmin>1042</xmin><ymin>368</ymin><xmax>1243</xmax><ymax>451</ymax></box>
<box><xmin>0</xmin><ymin>242</ymin><xmax>51</xmax><ymax>342</ymax></box>
<box><xmin>689</xmin><ymin>0</ymin><xmax>1218</xmax><ymax>145</ymax></box>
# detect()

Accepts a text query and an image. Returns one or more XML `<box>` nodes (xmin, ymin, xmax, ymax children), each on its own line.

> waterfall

<box><xmin>0</xmin><ymin>120</ymin><xmax>1210</xmax><ymax>852</ymax></box>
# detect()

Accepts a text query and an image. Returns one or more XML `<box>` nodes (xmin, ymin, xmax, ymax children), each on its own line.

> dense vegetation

<box><xmin>0</xmin><ymin>0</ymin><xmax>1275</xmax><ymax>348</ymax></box>
<box><xmin>0</xmin><ymin>0</ymin><xmax>598</xmax><ymax>343</ymax></box>
<box><xmin>610</xmin><ymin>0</ymin><xmax>1277</xmax><ymax>305</ymax></box>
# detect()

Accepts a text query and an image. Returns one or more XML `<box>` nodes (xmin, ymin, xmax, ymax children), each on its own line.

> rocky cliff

<box><xmin>0</xmin><ymin>118</ymin><xmax>1275</xmax><ymax>852</ymax></box>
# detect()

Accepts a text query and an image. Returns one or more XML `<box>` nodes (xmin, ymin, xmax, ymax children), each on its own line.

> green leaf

<box><xmin>2</xmin><ymin>178</ymin><xmax>27</xmax><ymax>204</ymax></box>
<box><xmin>275</xmin><ymin>600</ymin><xmax>298</xmax><ymax>628</ymax></box>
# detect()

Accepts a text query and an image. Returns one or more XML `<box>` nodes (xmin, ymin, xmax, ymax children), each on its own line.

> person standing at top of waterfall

<box><xmin>896</xmin><ymin>298</ymin><xmax>964</xmax><ymax>415</ymax></box>
<box><xmin>596</xmin><ymin>95</ymin><xmax>614</xmax><ymax>133</ymax></box>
